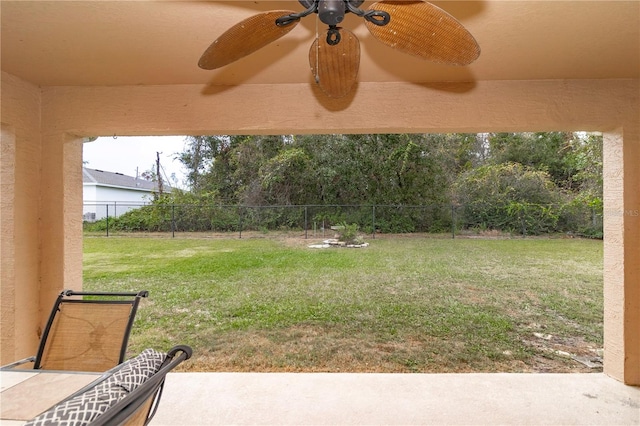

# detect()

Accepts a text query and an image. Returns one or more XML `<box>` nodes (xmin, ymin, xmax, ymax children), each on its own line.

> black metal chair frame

<box><xmin>2</xmin><ymin>289</ymin><xmax>148</xmax><ymax>370</ymax></box>
<box><xmin>91</xmin><ymin>345</ymin><xmax>193</xmax><ymax>425</ymax></box>
<box><xmin>35</xmin><ymin>290</ymin><xmax>149</xmax><ymax>369</ymax></box>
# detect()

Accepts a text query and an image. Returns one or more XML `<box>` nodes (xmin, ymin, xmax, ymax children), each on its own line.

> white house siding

<box><xmin>83</xmin><ymin>184</ymin><xmax>155</xmax><ymax>221</ymax></box>
<box><xmin>82</xmin><ymin>167</ymin><xmax>164</xmax><ymax>221</ymax></box>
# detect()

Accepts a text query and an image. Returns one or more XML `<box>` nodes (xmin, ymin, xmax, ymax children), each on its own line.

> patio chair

<box><xmin>3</xmin><ymin>289</ymin><xmax>148</xmax><ymax>372</ymax></box>
<box><xmin>94</xmin><ymin>345</ymin><xmax>193</xmax><ymax>426</ymax></box>
<box><xmin>24</xmin><ymin>345</ymin><xmax>193</xmax><ymax>426</ymax></box>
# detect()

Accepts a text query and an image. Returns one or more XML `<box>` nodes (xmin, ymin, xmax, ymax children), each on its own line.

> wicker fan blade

<box><xmin>198</xmin><ymin>10</ymin><xmax>298</xmax><ymax>70</ymax></box>
<box><xmin>365</xmin><ymin>1</ymin><xmax>480</xmax><ymax>65</ymax></box>
<box><xmin>309</xmin><ymin>28</ymin><xmax>360</xmax><ymax>98</ymax></box>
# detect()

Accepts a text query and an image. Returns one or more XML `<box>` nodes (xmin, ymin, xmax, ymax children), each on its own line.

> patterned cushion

<box><xmin>25</xmin><ymin>348</ymin><xmax>166</xmax><ymax>426</ymax></box>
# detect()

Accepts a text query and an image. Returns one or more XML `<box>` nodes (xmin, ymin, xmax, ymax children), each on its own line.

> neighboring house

<box><xmin>83</xmin><ymin>167</ymin><xmax>168</xmax><ymax>221</ymax></box>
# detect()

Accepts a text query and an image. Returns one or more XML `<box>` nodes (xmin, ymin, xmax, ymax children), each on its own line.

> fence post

<box><xmin>372</xmin><ymin>205</ymin><xmax>376</xmax><ymax>239</ymax></box>
<box><xmin>451</xmin><ymin>204</ymin><xmax>455</xmax><ymax>239</ymax></box>
<box><xmin>238</xmin><ymin>207</ymin><xmax>243</xmax><ymax>239</ymax></box>
<box><xmin>304</xmin><ymin>206</ymin><xmax>308</xmax><ymax>239</ymax></box>
<box><xmin>171</xmin><ymin>204</ymin><xmax>175</xmax><ymax>238</ymax></box>
<box><xmin>106</xmin><ymin>204</ymin><xmax>109</xmax><ymax>237</ymax></box>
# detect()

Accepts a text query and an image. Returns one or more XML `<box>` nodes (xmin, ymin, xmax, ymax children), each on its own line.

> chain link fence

<box><xmin>83</xmin><ymin>201</ymin><xmax>603</xmax><ymax>239</ymax></box>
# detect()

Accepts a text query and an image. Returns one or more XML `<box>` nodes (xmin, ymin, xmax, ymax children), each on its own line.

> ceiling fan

<box><xmin>198</xmin><ymin>0</ymin><xmax>480</xmax><ymax>98</ymax></box>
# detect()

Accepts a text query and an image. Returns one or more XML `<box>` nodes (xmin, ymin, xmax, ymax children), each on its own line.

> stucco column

<box><xmin>39</xmin><ymin>133</ymin><xmax>84</xmax><ymax>327</ymax></box>
<box><xmin>621</xmin><ymin>123</ymin><xmax>640</xmax><ymax>385</ymax></box>
<box><xmin>1</xmin><ymin>124</ymin><xmax>18</xmax><ymax>361</ymax></box>
<box><xmin>1</xmin><ymin>73</ymin><xmax>42</xmax><ymax>363</ymax></box>
<box><xmin>603</xmin><ymin>126</ymin><xmax>640</xmax><ymax>385</ymax></box>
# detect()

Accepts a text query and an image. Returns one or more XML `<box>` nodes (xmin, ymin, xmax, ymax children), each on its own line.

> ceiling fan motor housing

<box><xmin>298</xmin><ymin>0</ymin><xmax>366</xmax><ymax>26</ymax></box>
<box><xmin>298</xmin><ymin>0</ymin><xmax>365</xmax><ymax>8</ymax></box>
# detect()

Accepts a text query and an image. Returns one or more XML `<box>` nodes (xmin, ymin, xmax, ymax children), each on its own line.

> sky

<box><xmin>83</xmin><ymin>136</ymin><xmax>189</xmax><ymax>189</ymax></box>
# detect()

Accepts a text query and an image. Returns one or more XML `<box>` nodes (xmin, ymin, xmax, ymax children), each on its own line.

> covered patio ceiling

<box><xmin>2</xmin><ymin>1</ymin><xmax>639</xmax><ymax>89</ymax></box>
<box><xmin>1</xmin><ymin>0</ymin><xmax>640</xmax><ymax>388</ymax></box>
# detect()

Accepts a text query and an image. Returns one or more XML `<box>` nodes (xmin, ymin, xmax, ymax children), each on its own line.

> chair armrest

<box><xmin>1</xmin><ymin>356</ymin><xmax>35</xmax><ymax>370</ymax></box>
<box><xmin>62</xmin><ymin>289</ymin><xmax>149</xmax><ymax>298</ymax></box>
<box><xmin>90</xmin><ymin>345</ymin><xmax>193</xmax><ymax>426</ymax></box>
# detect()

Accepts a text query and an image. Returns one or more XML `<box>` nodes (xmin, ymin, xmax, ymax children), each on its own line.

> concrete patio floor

<box><xmin>151</xmin><ymin>372</ymin><xmax>639</xmax><ymax>425</ymax></box>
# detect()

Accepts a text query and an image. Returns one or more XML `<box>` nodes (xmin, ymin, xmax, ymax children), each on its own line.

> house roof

<box><xmin>83</xmin><ymin>167</ymin><xmax>165</xmax><ymax>192</ymax></box>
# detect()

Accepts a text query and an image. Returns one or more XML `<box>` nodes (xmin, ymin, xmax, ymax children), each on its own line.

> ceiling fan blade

<box><xmin>198</xmin><ymin>10</ymin><xmax>298</xmax><ymax>70</ymax></box>
<box><xmin>365</xmin><ymin>1</ymin><xmax>480</xmax><ymax>66</ymax></box>
<box><xmin>309</xmin><ymin>28</ymin><xmax>360</xmax><ymax>98</ymax></box>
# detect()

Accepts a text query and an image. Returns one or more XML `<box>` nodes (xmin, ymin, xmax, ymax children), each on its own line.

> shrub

<box><xmin>336</xmin><ymin>222</ymin><xmax>364</xmax><ymax>245</ymax></box>
<box><xmin>454</xmin><ymin>163</ymin><xmax>564</xmax><ymax>235</ymax></box>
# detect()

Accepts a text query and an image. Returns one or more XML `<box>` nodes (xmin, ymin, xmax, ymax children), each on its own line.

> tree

<box><xmin>568</xmin><ymin>132</ymin><xmax>603</xmax><ymax>197</ymax></box>
<box><xmin>178</xmin><ymin>135</ymin><xmax>228</xmax><ymax>193</ymax></box>
<box><xmin>259</xmin><ymin>148</ymin><xmax>311</xmax><ymax>205</ymax></box>
<box><xmin>168</xmin><ymin>132</ymin><xmax>602</xmax><ymax>235</ymax></box>
<box><xmin>454</xmin><ymin>162</ymin><xmax>564</xmax><ymax>234</ymax></box>
<box><xmin>488</xmin><ymin>132</ymin><xmax>579</xmax><ymax>190</ymax></box>
<box><xmin>557</xmin><ymin>133</ymin><xmax>603</xmax><ymax>236</ymax></box>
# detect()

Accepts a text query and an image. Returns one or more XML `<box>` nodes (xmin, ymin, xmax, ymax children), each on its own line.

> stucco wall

<box><xmin>1</xmin><ymin>73</ymin><xmax>42</xmax><ymax>362</ymax></box>
<box><xmin>40</xmin><ymin>80</ymin><xmax>637</xmax><ymax>135</ymax></box>
<box><xmin>2</xmin><ymin>73</ymin><xmax>639</xmax><ymax>383</ymax></box>
<box><xmin>39</xmin><ymin>131</ymin><xmax>84</xmax><ymax>320</ymax></box>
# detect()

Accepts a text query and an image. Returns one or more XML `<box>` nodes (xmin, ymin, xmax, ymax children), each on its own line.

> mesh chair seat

<box><xmin>2</xmin><ymin>290</ymin><xmax>149</xmax><ymax>372</ymax></box>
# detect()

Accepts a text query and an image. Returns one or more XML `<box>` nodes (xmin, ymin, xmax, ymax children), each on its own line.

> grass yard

<box><xmin>83</xmin><ymin>233</ymin><xmax>603</xmax><ymax>373</ymax></box>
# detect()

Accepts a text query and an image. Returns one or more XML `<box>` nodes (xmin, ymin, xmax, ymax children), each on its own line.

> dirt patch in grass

<box><xmin>521</xmin><ymin>333</ymin><xmax>603</xmax><ymax>373</ymax></box>
<box><xmin>175</xmin><ymin>325</ymin><xmax>602</xmax><ymax>374</ymax></box>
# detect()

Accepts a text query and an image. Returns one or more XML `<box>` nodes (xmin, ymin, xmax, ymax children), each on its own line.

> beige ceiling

<box><xmin>1</xmin><ymin>1</ymin><xmax>639</xmax><ymax>88</ymax></box>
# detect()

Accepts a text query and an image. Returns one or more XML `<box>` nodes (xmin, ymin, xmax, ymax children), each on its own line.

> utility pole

<box><xmin>156</xmin><ymin>152</ymin><xmax>164</xmax><ymax>195</ymax></box>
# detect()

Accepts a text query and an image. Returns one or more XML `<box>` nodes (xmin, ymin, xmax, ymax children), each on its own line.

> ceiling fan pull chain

<box><xmin>313</xmin><ymin>10</ymin><xmax>320</xmax><ymax>83</ymax></box>
<box><xmin>327</xmin><ymin>26</ymin><xmax>341</xmax><ymax>45</ymax></box>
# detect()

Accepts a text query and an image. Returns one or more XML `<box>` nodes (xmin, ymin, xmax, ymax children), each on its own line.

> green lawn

<box><xmin>83</xmin><ymin>234</ymin><xmax>603</xmax><ymax>373</ymax></box>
